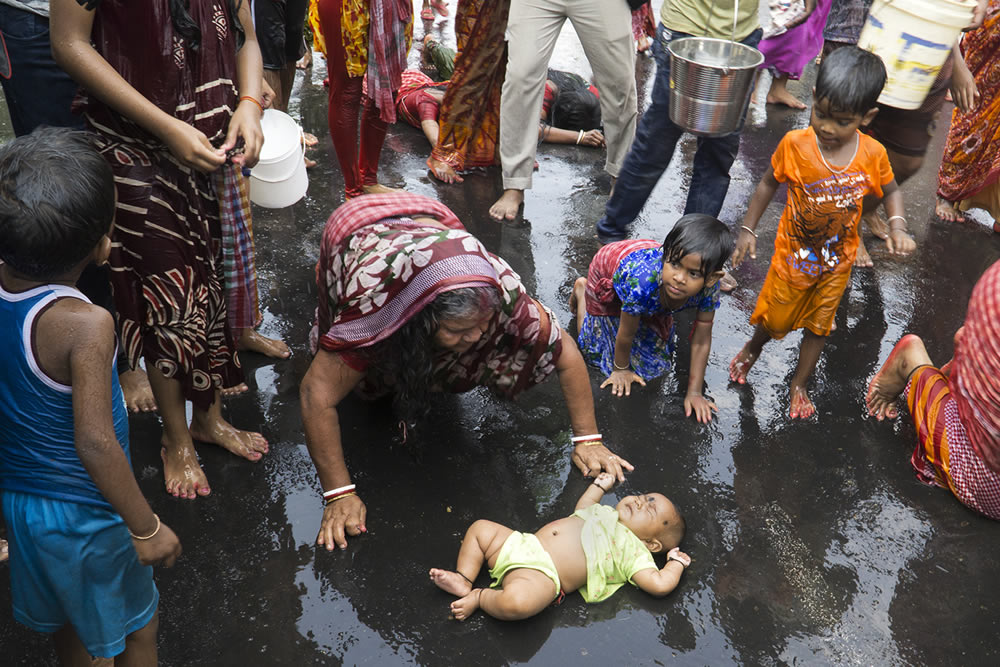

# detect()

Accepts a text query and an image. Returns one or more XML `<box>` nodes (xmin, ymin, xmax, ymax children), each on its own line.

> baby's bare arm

<box><xmin>575</xmin><ymin>472</ymin><xmax>614</xmax><ymax>511</ymax></box>
<box><xmin>632</xmin><ymin>548</ymin><xmax>691</xmax><ymax>597</ymax></box>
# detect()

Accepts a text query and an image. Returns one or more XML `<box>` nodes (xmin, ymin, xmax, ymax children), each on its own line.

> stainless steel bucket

<box><xmin>668</xmin><ymin>37</ymin><xmax>763</xmax><ymax>137</ymax></box>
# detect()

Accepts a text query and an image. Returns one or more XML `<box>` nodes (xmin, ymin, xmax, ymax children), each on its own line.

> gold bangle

<box><xmin>324</xmin><ymin>491</ymin><xmax>358</xmax><ymax>506</ymax></box>
<box><xmin>129</xmin><ymin>514</ymin><xmax>161</xmax><ymax>541</ymax></box>
<box><xmin>577</xmin><ymin>440</ymin><xmax>603</xmax><ymax>447</ymax></box>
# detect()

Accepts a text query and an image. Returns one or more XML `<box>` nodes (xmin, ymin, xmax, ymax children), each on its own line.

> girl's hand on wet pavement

<box><xmin>161</xmin><ymin>118</ymin><xmax>227</xmax><ymax>173</ymax></box>
<box><xmin>730</xmin><ymin>232</ymin><xmax>757</xmax><ymax>268</ymax></box>
<box><xmin>600</xmin><ymin>369</ymin><xmax>646</xmax><ymax>397</ymax></box>
<box><xmin>580</xmin><ymin>129</ymin><xmax>605</xmax><ymax>148</ymax></box>
<box><xmin>572</xmin><ymin>442</ymin><xmax>633</xmax><ymax>482</ymax></box>
<box><xmin>886</xmin><ymin>229</ymin><xmax>916</xmax><ymax>257</ymax></box>
<box><xmin>684</xmin><ymin>393</ymin><xmax>718</xmax><ymax>423</ymax></box>
<box><xmin>223</xmin><ymin>102</ymin><xmax>264</xmax><ymax>168</ymax></box>
<box><xmin>132</xmin><ymin>522</ymin><xmax>182</xmax><ymax>567</ymax></box>
<box><xmin>318</xmin><ymin>495</ymin><xmax>367</xmax><ymax>550</ymax></box>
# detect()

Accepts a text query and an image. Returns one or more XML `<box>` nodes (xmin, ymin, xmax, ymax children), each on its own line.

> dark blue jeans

<box><xmin>0</xmin><ymin>5</ymin><xmax>82</xmax><ymax>136</ymax></box>
<box><xmin>597</xmin><ymin>24</ymin><xmax>762</xmax><ymax>242</ymax></box>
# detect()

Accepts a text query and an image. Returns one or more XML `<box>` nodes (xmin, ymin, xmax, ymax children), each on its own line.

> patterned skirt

<box><xmin>907</xmin><ymin>366</ymin><xmax>1000</xmax><ymax>520</ymax></box>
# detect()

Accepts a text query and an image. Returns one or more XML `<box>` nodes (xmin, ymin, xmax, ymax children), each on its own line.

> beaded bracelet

<box><xmin>129</xmin><ymin>514</ymin><xmax>161</xmax><ymax>541</ymax></box>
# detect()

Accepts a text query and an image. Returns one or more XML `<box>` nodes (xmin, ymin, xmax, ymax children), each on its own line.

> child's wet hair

<box><xmin>662</xmin><ymin>214</ymin><xmax>735</xmax><ymax>277</ymax></box>
<box><xmin>0</xmin><ymin>128</ymin><xmax>116</xmax><ymax>281</ymax></box>
<box><xmin>814</xmin><ymin>46</ymin><xmax>887</xmax><ymax>116</ymax></box>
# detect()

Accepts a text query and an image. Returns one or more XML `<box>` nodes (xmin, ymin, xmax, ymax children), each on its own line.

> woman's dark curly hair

<box><xmin>77</xmin><ymin>0</ymin><xmax>245</xmax><ymax>50</ymax></box>
<box><xmin>367</xmin><ymin>286</ymin><xmax>501</xmax><ymax>426</ymax></box>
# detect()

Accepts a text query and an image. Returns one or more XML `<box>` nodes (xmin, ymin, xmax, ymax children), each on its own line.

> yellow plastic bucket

<box><xmin>858</xmin><ymin>0</ymin><xmax>977</xmax><ymax>110</ymax></box>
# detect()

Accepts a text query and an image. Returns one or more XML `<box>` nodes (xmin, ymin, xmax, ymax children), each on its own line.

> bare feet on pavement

<box><xmin>720</xmin><ymin>270</ymin><xmax>738</xmax><ymax>292</ymax></box>
<box><xmin>296</xmin><ymin>50</ymin><xmax>312</xmax><ymax>69</ymax></box>
<box><xmin>362</xmin><ymin>183</ymin><xmax>405</xmax><ymax>195</ymax></box>
<box><xmin>729</xmin><ymin>345</ymin><xmax>759</xmax><ymax>384</ymax></box>
<box><xmin>569</xmin><ymin>276</ymin><xmax>587</xmax><ymax>321</ymax></box>
<box><xmin>1</xmin><ymin>538</ymin><xmax>8</xmax><ymax>563</ymax></box>
<box><xmin>855</xmin><ymin>234</ymin><xmax>873</xmax><ymax>268</ymax></box>
<box><xmin>238</xmin><ymin>328</ymin><xmax>291</xmax><ymax>359</ymax></box>
<box><xmin>489</xmin><ymin>189</ymin><xmax>523</xmax><ymax>221</ymax></box>
<box><xmin>789</xmin><ymin>384</ymin><xmax>816</xmax><ymax>419</ymax></box>
<box><xmin>766</xmin><ymin>83</ymin><xmax>807</xmax><ymax>110</ymax></box>
<box><xmin>222</xmin><ymin>383</ymin><xmax>249</xmax><ymax>398</ymax></box>
<box><xmin>935</xmin><ymin>197</ymin><xmax>967</xmax><ymax>222</ymax></box>
<box><xmin>429</xmin><ymin>568</ymin><xmax>473</xmax><ymax>597</ymax></box>
<box><xmin>864</xmin><ymin>210</ymin><xmax>889</xmax><ymax>240</ymax></box>
<box><xmin>866</xmin><ymin>334</ymin><xmax>929</xmax><ymax>420</ymax></box>
<box><xmin>189</xmin><ymin>414</ymin><xmax>269</xmax><ymax>462</ymax></box>
<box><xmin>161</xmin><ymin>442</ymin><xmax>211</xmax><ymax>499</ymax></box>
<box><xmin>450</xmin><ymin>589</ymin><xmax>482</xmax><ymax>621</ymax></box>
<box><xmin>120</xmin><ymin>368</ymin><xmax>158</xmax><ymax>413</ymax></box>
<box><xmin>428</xmin><ymin>157</ymin><xmax>464</xmax><ymax>183</ymax></box>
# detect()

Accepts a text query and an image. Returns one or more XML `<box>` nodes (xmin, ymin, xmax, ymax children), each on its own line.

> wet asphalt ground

<box><xmin>3</xmin><ymin>8</ymin><xmax>1000</xmax><ymax>666</ymax></box>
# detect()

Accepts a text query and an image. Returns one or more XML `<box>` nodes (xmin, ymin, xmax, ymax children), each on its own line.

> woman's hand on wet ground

<box><xmin>684</xmin><ymin>393</ymin><xmax>718</xmax><ymax>423</ymax></box>
<box><xmin>318</xmin><ymin>495</ymin><xmax>367</xmax><ymax>551</ymax></box>
<box><xmin>578</xmin><ymin>129</ymin><xmax>605</xmax><ymax>148</ymax></box>
<box><xmin>600</xmin><ymin>369</ymin><xmax>646</xmax><ymax>397</ymax></box>
<box><xmin>572</xmin><ymin>442</ymin><xmax>633</xmax><ymax>482</ymax></box>
<box><xmin>161</xmin><ymin>118</ymin><xmax>227</xmax><ymax>173</ymax></box>
<box><xmin>132</xmin><ymin>521</ymin><xmax>182</xmax><ymax>567</ymax></box>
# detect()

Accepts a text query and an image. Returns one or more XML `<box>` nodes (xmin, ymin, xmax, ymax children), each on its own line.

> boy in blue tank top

<box><xmin>0</xmin><ymin>128</ymin><xmax>181</xmax><ymax>664</ymax></box>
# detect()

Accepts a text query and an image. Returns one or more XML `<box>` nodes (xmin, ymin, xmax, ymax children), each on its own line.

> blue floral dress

<box><xmin>578</xmin><ymin>246</ymin><xmax>721</xmax><ymax>380</ymax></box>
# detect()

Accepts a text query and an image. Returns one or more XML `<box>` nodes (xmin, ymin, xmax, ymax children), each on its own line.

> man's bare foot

<box><xmin>450</xmin><ymin>589</ymin><xmax>482</xmax><ymax>621</ymax></box>
<box><xmin>161</xmin><ymin>442</ymin><xmax>211</xmax><ymax>498</ymax></box>
<box><xmin>766</xmin><ymin>87</ymin><xmax>807</xmax><ymax>109</ymax></box>
<box><xmin>489</xmin><ymin>189</ymin><xmax>523</xmax><ymax>221</ymax></box>
<box><xmin>866</xmin><ymin>334</ymin><xmax>927</xmax><ymax>420</ymax></box>
<box><xmin>720</xmin><ymin>271</ymin><xmax>738</xmax><ymax>293</ymax></box>
<box><xmin>864</xmin><ymin>210</ymin><xmax>889</xmax><ymax>240</ymax></box>
<box><xmin>935</xmin><ymin>197</ymin><xmax>967</xmax><ymax>222</ymax></box>
<box><xmin>362</xmin><ymin>183</ymin><xmax>405</xmax><ymax>195</ymax></box>
<box><xmin>789</xmin><ymin>385</ymin><xmax>816</xmax><ymax>419</ymax></box>
<box><xmin>729</xmin><ymin>344</ymin><xmax>759</xmax><ymax>384</ymax></box>
<box><xmin>222</xmin><ymin>383</ymin><xmax>249</xmax><ymax>398</ymax></box>
<box><xmin>855</xmin><ymin>234</ymin><xmax>874</xmax><ymax>268</ymax></box>
<box><xmin>569</xmin><ymin>276</ymin><xmax>587</xmax><ymax>313</ymax></box>
<box><xmin>189</xmin><ymin>416</ymin><xmax>269</xmax><ymax>462</ymax></box>
<box><xmin>296</xmin><ymin>50</ymin><xmax>313</xmax><ymax>69</ymax></box>
<box><xmin>238</xmin><ymin>328</ymin><xmax>291</xmax><ymax>359</ymax></box>
<box><xmin>429</xmin><ymin>568</ymin><xmax>473</xmax><ymax>597</ymax></box>
<box><xmin>428</xmin><ymin>157</ymin><xmax>464</xmax><ymax>184</ymax></box>
<box><xmin>120</xmin><ymin>368</ymin><xmax>158</xmax><ymax>413</ymax></box>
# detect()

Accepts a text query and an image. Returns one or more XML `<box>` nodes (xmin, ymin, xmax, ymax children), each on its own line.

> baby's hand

<box><xmin>593</xmin><ymin>472</ymin><xmax>615</xmax><ymax>492</ymax></box>
<box><xmin>666</xmin><ymin>547</ymin><xmax>691</xmax><ymax>568</ymax></box>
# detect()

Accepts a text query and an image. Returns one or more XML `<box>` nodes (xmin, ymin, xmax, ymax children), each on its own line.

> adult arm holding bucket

<box><xmin>52</xmin><ymin>0</ymin><xmax>263</xmax><ymax>171</ymax></box>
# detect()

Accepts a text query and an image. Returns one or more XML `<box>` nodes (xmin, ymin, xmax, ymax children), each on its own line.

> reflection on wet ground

<box><xmin>3</xmin><ymin>12</ymin><xmax>1000</xmax><ymax>667</ymax></box>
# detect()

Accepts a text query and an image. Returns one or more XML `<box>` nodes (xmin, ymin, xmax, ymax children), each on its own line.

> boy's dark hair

<box><xmin>662</xmin><ymin>214</ymin><xmax>735</xmax><ymax>277</ymax></box>
<box><xmin>0</xmin><ymin>127</ymin><xmax>116</xmax><ymax>281</ymax></box>
<box><xmin>814</xmin><ymin>46</ymin><xmax>887</xmax><ymax>115</ymax></box>
<box><xmin>547</xmin><ymin>68</ymin><xmax>602</xmax><ymax>132</ymax></box>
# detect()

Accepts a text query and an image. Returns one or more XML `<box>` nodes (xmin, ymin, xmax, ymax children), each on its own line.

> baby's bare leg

<box><xmin>454</xmin><ymin>569</ymin><xmax>557</xmax><ymax>621</ymax></box>
<box><xmin>430</xmin><ymin>520</ymin><xmax>513</xmax><ymax>598</ymax></box>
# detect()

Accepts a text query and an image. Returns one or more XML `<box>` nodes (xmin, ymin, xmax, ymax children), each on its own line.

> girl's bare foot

<box><xmin>935</xmin><ymin>197</ymin><xmax>967</xmax><ymax>223</ymax></box>
<box><xmin>766</xmin><ymin>78</ymin><xmax>807</xmax><ymax>109</ymax></box>
<box><xmin>160</xmin><ymin>442</ymin><xmax>211</xmax><ymax>499</ymax></box>
<box><xmin>450</xmin><ymin>589</ymin><xmax>482</xmax><ymax>621</ymax></box>
<box><xmin>855</xmin><ymin>235</ymin><xmax>874</xmax><ymax>268</ymax></box>
<box><xmin>222</xmin><ymin>383</ymin><xmax>249</xmax><ymax>398</ymax></box>
<box><xmin>789</xmin><ymin>384</ymin><xmax>816</xmax><ymax>419</ymax></box>
<box><xmin>296</xmin><ymin>50</ymin><xmax>313</xmax><ymax>70</ymax></box>
<box><xmin>489</xmin><ymin>189</ymin><xmax>523</xmax><ymax>221</ymax></box>
<box><xmin>428</xmin><ymin>157</ymin><xmax>464</xmax><ymax>184</ymax></box>
<box><xmin>864</xmin><ymin>210</ymin><xmax>889</xmax><ymax>240</ymax></box>
<box><xmin>569</xmin><ymin>276</ymin><xmax>587</xmax><ymax>314</ymax></box>
<box><xmin>238</xmin><ymin>328</ymin><xmax>291</xmax><ymax>359</ymax></box>
<box><xmin>429</xmin><ymin>568</ymin><xmax>473</xmax><ymax>597</ymax></box>
<box><xmin>362</xmin><ymin>183</ymin><xmax>405</xmax><ymax>195</ymax></box>
<box><xmin>729</xmin><ymin>345</ymin><xmax>759</xmax><ymax>384</ymax></box>
<box><xmin>866</xmin><ymin>334</ymin><xmax>928</xmax><ymax>420</ymax></box>
<box><xmin>189</xmin><ymin>415</ymin><xmax>269</xmax><ymax>462</ymax></box>
<box><xmin>120</xmin><ymin>368</ymin><xmax>158</xmax><ymax>413</ymax></box>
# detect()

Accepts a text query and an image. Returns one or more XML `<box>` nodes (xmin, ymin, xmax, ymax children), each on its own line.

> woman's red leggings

<box><xmin>317</xmin><ymin>0</ymin><xmax>387</xmax><ymax>198</ymax></box>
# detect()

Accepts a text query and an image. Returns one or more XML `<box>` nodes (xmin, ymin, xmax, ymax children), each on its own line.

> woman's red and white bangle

<box><xmin>323</xmin><ymin>484</ymin><xmax>356</xmax><ymax>501</ymax></box>
<box><xmin>571</xmin><ymin>433</ymin><xmax>601</xmax><ymax>443</ymax></box>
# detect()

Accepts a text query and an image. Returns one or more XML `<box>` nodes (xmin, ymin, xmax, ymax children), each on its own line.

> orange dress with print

<box><xmin>750</xmin><ymin>127</ymin><xmax>894</xmax><ymax>337</ymax></box>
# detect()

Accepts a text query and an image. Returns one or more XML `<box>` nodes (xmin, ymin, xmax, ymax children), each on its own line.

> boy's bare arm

<box><xmin>575</xmin><ymin>472</ymin><xmax>614</xmax><ymax>511</ymax></box>
<box><xmin>63</xmin><ymin>305</ymin><xmax>181</xmax><ymax>566</ymax></box>
<box><xmin>732</xmin><ymin>168</ymin><xmax>780</xmax><ymax>268</ymax></box>
<box><xmin>631</xmin><ymin>548</ymin><xmax>691</xmax><ymax>597</ymax></box>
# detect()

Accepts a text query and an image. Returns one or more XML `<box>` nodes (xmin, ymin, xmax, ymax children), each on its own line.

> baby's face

<box><xmin>616</xmin><ymin>493</ymin><xmax>675</xmax><ymax>542</ymax></box>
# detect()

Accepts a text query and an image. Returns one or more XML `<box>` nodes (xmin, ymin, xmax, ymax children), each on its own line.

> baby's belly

<box><xmin>535</xmin><ymin>517</ymin><xmax>587</xmax><ymax>593</ymax></box>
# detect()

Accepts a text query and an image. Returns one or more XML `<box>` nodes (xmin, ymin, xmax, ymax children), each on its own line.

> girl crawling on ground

<box><xmin>570</xmin><ymin>214</ymin><xmax>733</xmax><ymax>422</ymax></box>
<box><xmin>429</xmin><ymin>472</ymin><xmax>690</xmax><ymax>620</ymax></box>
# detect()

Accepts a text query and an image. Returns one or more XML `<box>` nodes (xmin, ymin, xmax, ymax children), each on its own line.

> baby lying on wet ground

<box><xmin>429</xmin><ymin>473</ymin><xmax>690</xmax><ymax>620</ymax></box>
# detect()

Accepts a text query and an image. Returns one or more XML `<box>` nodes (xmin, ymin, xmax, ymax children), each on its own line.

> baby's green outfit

<box><xmin>487</xmin><ymin>504</ymin><xmax>656</xmax><ymax>604</ymax></box>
